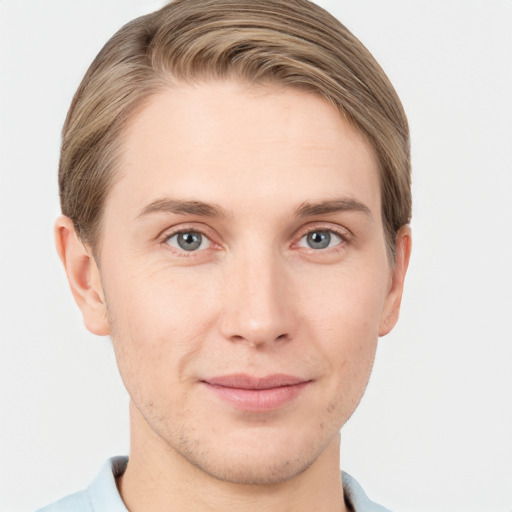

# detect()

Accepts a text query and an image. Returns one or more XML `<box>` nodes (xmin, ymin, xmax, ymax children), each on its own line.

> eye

<box><xmin>166</xmin><ymin>231</ymin><xmax>211</xmax><ymax>252</ymax></box>
<box><xmin>298</xmin><ymin>229</ymin><xmax>343</xmax><ymax>250</ymax></box>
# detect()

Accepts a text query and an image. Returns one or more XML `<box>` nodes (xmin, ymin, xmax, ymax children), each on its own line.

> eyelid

<box><xmin>158</xmin><ymin>222</ymin><xmax>215</xmax><ymax>239</ymax></box>
<box><xmin>166</xmin><ymin>231</ymin><xmax>211</xmax><ymax>251</ymax></box>
<box><xmin>291</xmin><ymin>222</ymin><xmax>352</xmax><ymax>253</ymax></box>
<box><xmin>158</xmin><ymin>223</ymin><xmax>220</xmax><ymax>254</ymax></box>
<box><xmin>298</xmin><ymin>230</ymin><xmax>341</xmax><ymax>249</ymax></box>
<box><xmin>294</xmin><ymin>222</ymin><xmax>352</xmax><ymax>241</ymax></box>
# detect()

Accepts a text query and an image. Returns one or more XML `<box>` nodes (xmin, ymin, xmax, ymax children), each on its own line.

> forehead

<box><xmin>109</xmin><ymin>80</ymin><xmax>380</xmax><ymax>220</ymax></box>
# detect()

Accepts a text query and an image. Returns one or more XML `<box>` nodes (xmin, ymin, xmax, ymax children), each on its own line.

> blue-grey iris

<box><xmin>307</xmin><ymin>231</ymin><xmax>331</xmax><ymax>249</ymax></box>
<box><xmin>177</xmin><ymin>231</ymin><xmax>203</xmax><ymax>251</ymax></box>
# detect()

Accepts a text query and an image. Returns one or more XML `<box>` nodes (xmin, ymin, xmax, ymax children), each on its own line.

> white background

<box><xmin>1</xmin><ymin>1</ymin><xmax>511</xmax><ymax>511</ymax></box>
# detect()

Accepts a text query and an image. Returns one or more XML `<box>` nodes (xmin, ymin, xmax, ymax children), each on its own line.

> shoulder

<box><xmin>342</xmin><ymin>471</ymin><xmax>393</xmax><ymax>512</ymax></box>
<box><xmin>35</xmin><ymin>489</ymin><xmax>92</xmax><ymax>512</ymax></box>
<box><xmin>34</xmin><ymin>456</ymin><xmax>128</xmax><ymax>512</ymax></box>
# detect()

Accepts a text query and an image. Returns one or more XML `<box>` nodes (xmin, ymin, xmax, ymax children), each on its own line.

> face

<box><xmin>78</xmin><ymin>81</ymin><xmax>408</xmax><ymax>485</ymax></box>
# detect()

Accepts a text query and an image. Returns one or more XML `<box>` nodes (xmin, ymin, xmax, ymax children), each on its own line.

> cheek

<box><xmin>102</xmin><ymin>264</ymin><xmax>221</xmax><ymax>399</ymax></box>
<box><xmin>299</xmin><ymin>263</ymin><xmax>387</xmax><ymax>399</ymax></box>
<box><xmin>303</xmin><ymin>259</ymin><xmax>389</xmax><ymax>341</ymax></box>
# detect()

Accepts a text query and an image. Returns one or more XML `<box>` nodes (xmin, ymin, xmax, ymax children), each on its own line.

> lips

<box><xmin>201</xmin><ymin>374</ymin><xmax>311</xmax><ymax>412</ymax></box>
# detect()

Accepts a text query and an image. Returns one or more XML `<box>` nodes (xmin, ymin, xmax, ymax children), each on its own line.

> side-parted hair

<box><xmin>59</xmin><ymin>0</ymin><xmax>411</xmax><ymax>259</ymax></box>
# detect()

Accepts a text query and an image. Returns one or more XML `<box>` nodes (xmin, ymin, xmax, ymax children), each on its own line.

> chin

<box><xmin>172</xmin><ymin>423</ymin><xmax>338</xmax><ymax>486</ymax></box>
<box><xmin>185</xmin><ymin>447</ymin><xmax>317</xmax><ymax>485</ymax></box>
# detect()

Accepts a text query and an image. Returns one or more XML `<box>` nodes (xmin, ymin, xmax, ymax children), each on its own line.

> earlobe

<box><xmin>378</xmin><ymin>225</ymin><xmax>412</xmax><ymax>337</ymax></box>
<box><xmin>55</xmin><ymin>215</ymin><xmax>110</xmax><ymax>336</ymax></box>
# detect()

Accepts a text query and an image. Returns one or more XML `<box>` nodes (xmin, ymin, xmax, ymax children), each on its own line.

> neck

<box><xmin>118</xmin><ymin>404</ymin><xmax>348</xmax><ymax>512</ymax></box>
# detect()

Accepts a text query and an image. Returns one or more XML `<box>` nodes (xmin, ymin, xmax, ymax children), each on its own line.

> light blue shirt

<box><xmin>36</xmin><ymin>456</ymin><xmax>392</xmax><ymax>512</ymax></box>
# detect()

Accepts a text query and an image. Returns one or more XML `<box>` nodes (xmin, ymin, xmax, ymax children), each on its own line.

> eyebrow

<box><xmin>136</xmin><ymin>196</ymin><xmax>372</xmax><ymax>221</ymax></box>
<box><xmin>136</xmin><ymin>198</ymin><xmax>226</xmax><ymax>219</ymax></box>
<box><xmin>294</xmin><ymin>197</ymin><xmax>372</xmax><ymax>219</ymax></box>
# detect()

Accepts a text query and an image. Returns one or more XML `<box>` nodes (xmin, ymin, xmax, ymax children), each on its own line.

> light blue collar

<box><xmin>38</xmin><ymin>456</ymin><xmax>392</xmax><ymax>512</ymax></box>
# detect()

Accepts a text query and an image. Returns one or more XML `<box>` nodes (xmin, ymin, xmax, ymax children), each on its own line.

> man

<box><xmin>38</xmin><ymin>0</ymin><xmax>411</xmax><ymax>510</ymax></box>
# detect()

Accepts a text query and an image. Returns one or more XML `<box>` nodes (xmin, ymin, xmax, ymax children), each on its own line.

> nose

<box><xmin>219</xmin><ymin>248</ymin><xmax>296</xmax><ymax>348</ymax></box>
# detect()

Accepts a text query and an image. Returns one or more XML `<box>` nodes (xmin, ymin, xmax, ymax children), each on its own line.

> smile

<box><xmin>201</xmin><ymin>374</ymin><xmax>311</xmax><ymax>412</ymax></box>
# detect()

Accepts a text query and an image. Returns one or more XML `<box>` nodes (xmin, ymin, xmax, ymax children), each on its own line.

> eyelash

<box><xmin>160</xmin><ymin>224</ymin><xmax>217</xmax><ymax>257</ymax></box>
<box><xmin>297</xmin><ymin>225</ymin><xmax>350</xmax><ymax>252</ymax></box>
<box><xmin>159</xmin><ymin>224</ymin><xmax>351</xmax><ymax>256</ymax></box>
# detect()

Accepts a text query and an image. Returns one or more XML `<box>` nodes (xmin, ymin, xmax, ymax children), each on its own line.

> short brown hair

<box><xmin>59</xmin><ymin>0</ymin><xmax>411</xmax><ymax>259</ymax></box>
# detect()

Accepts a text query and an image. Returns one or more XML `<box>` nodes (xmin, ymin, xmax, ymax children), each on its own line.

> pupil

<box><xmin>178</xmin><ymin>232</ymin><xmax>202</xmax><ymax>251</ymax></box>
<box><xmin>307</xmin><ymin>231</ymin><xmax>330</xmax><ymax>249</ymax></box>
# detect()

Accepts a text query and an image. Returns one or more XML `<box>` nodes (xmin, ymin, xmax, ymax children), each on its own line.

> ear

<box><xmin>378</xmin><ymin>225</ymin><xmax>412</xmax><ymax>337</ymax></box>
<box><xmin>55</xmin><ymin>215</ymin><xmax>110</xmax><ymax>336</ymax></box>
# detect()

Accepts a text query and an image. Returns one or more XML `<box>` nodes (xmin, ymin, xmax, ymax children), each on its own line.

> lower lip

<box><xmin>203</xmin><ymin>382</ymin><xmax>310</xmax><ymax>412</ymax></box>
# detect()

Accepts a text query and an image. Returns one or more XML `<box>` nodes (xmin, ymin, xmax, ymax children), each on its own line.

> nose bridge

<box><xmin>220</xmin><ymin>244</ymin><xmax>293</xmax><ymax>346</ymax></box>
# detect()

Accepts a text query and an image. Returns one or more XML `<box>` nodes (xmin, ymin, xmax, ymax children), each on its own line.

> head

<box><xmin>56</xmin><ymin>0</ymin><xmax>412</xmax><ymax>489</ymax></box>
<box><xmin>59</xmin><ymin>0</ymin><xmax>410</xmax><ymax>261</ymax></box>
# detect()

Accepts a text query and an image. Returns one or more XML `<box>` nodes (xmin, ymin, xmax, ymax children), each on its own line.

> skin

<box><xmin>56</xmin><ymin>81</ymin><xmax>411</xmax><ymax>512</ymax></box>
